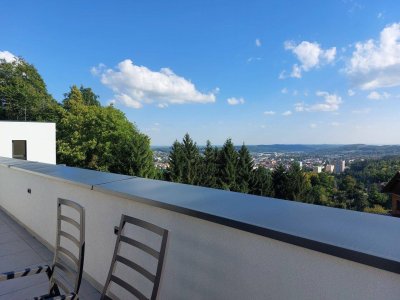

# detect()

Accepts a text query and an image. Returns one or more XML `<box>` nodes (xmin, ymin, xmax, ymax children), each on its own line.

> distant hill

<box><xmin>152</xmin><ymin>144</ymin><xmax>400</xmax><ymax>156</ymax></box>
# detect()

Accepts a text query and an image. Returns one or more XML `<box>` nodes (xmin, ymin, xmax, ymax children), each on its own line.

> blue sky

<box><xmin>1</xmin><ymin>0</ymin><xmax>400</xmax><ymax>145</ymax></box>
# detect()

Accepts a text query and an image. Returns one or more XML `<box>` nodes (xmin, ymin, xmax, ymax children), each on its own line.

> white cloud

<box><xmin>367</xmin><ymin>91</ymin><xmax>390</xmax><ymax>100</ymax></box>
<box><xmin>309</xmin><ymin>123</ymin><xmax>317</xmax><ymax>128</ymax></box>
<box><xmin>331</xmin><ymin>122</ymin><xmax>340</xmax><ymax>127</ymax></box>
<box><xmin>0</xmin><ymin>51</ymin><xmax>17</xmax><ymax>63</ymax></box>
<box><xmin>278</xmin><ymin>70</ymin><xmax>287</xmax><ymax>79</ymax></box>
<box><xmin>284</xmin><ymin>41</ymin><xmax>336</xmax><ymax>78</ymax></box>
<box><xmin>346</xmin><ymin>23</ymin><xmax>400</xmax><ymax>90</ymax></box>
<box><xmin>227</xmin><ymin>97</ymin><xmax>245</xmax><ymax>105</ymax></box>
<box><xmin>255</xmin><ymin>38</ymin><xmax>262</xmax><ymax>47</ymax></box>
<box><xmin>290</xmin><ymin>64</ymin><xmax>302</xmax><ymax>78</ymax></box>
<box><xmin>281</xmin><ymin>88</ymin><xmax>288</xmax><ymax>94</ymax></box>
<box><xmin>282</xmin><ymin>110</ymin><xmax>292</xmax><ymax>116</ymax></box>
<box><xmin>377</xmin><ymin>12</ymin><xmax>383</xmax><ymax>19</ymax></box>
<box><xmin>264</xmin><ymin>111</ymin><xmax>276</xmax><ymax>115</ymax></box>
<box><xmin>348</xmin><ymin>89</ymin><xmax>356</xmax><ymax>96</ymax></box>
<box><xmin>92</xmin><ymin>59</ymin><xmax>216</xmax><ymax>109</ymax></box>
<box><xmin>295</xmin><ymin>91</ymin><xmax>342</xmax><ymax>112</ymax></box>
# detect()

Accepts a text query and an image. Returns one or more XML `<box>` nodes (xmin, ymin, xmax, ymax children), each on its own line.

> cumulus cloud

<box><xmin>295</xmin><ymin>91</ymin><xmax>342</xmax><ymax>112</ymax></box>
<box><xmin>255</xmin><ymin>38</ymin><xmax>262</xmax><ymax>47</ymax></box>
<box><xmin>264</xmin><ymin>110</ymin><xmax>276</xmax><ymax>115</ymax></box>
<box><xmin>282</xmin><ymin>110</ymin><xmax>292</xmax><ymax>116</ymax></box>
<box><xmin>348</xmin><ymin>89</ymin><xmax>356</xmax><ymax>96</ymax></box>
<box><xmin>284</xmin><ymin>41</ymin><xmax>336</xmax><ymax>78</ymax></box>
<box><xmin>0</xmin><ymin>51</ymin><xmax>17</xmax><ymax>63</ymax></box>
<box><xmin>367</xmin><ymin>91</ymin><xmax>390</xmax><ymax>100</ymax></box>
<box><xmin>346</xmin><ymin>23</ymin><xmax>400</xmax><ymax>90</ymax></box>
<box><xmin>92</xmin><ymin>59</ymin><xmax>217</xmax><ymax>108</ymax></box>
<box><xmin>227</xmin><ymin>97</ymin><xmax>245</xmax><ymax>105</ymax></box>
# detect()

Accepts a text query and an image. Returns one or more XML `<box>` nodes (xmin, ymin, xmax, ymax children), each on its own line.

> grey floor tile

<box><xmin>0</xmin><ymin>249</ymin><xmax>45</xmax><ymax>272</ymax></box>
<box><xmin>0</xmin><ymin>231</ymin><xmax>23</xmax><ymax>245</ymax></box>
<box><xmin>0</xmin><ymin>224</ymin><xmax>12</xmax><ymax>235</ymax></box>
<box><xmin>0</xmin><ymin>209</ymin><xmax>101</xmax><ymax>298</ymax></box>
<box><xmin>0</xmin><ymin>273</ymin><xmax>48</xmax><ymax>296</ymax></box>
<box><xmin>0</xmin><ymin>281</ymin><xmax>48</xmax><ymax>300</ymax></box>
<box><xmin>0</xmin><ymin>239</ymin><xmax>31</xmax><ymax>257</ymax></box>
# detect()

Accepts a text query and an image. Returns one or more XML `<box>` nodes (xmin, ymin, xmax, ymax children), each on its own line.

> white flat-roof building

<box><xmin>0</xmin><ymin>121</ymin><xmax>56</xmax><ymax>164</ymax></box>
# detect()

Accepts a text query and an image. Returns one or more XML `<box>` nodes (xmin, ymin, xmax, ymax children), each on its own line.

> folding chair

<box><xmin>0</xmin><ymin>198</ymin><xmax>85</xmax><ymax>299</ymax></box>
<box><xmin>101</xmin><ymin>215</ymin><xmax>168</xmax><ymax>300</ymax></box>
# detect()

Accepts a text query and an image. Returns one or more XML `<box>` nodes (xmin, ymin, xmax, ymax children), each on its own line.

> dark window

<box><xmin>12</xmin><ymin>140</ymin><xmax>27</xmax><ymax>160</ymax></box>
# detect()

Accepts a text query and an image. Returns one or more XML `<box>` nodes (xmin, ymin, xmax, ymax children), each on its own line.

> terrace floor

<box><xmin>0</xmin><ymin>207</ymin><xmax>100</xmax><ymax>299</ymax></box>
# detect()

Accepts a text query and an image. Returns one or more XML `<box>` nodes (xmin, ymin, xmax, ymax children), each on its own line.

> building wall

<box><xmin>0</xmin><ymin>165</ymin><xmax>399</xmax><ymax>299</ymax></box>
<box><xmin>0</xmin><ymin>122</ymin><xmax>56</xmax><ymax>164</ymax></box>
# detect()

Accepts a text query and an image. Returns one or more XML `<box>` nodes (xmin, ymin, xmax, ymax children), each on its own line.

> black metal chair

<box><xmin>0</xmin><ymin>198</ymin><xmax>85</xmax><ymax>300</ymax></box>
<box><xmin>101</xmin><ymin>215</ymin><xmax>168</xmax><ymax>300</ymax></box>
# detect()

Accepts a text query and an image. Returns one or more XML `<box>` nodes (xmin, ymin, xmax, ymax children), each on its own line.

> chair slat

<box><xmin>120</xmin><ymin>235</ymin><xmax>159</xmax><ymax>259</ymax></box>
<box><xmin>116</xmin><ymin>255</ymin><xmax>155</xmax><ymax>282</ymax></box>
<box><xmin>58</xmin><ymin>246</ymin><xmax>79</xmax><ymax>266</ymax></box>
<box><xmin>110</xmin><ymin>275</ymin><xmax>148</xmax><ymax>300</ymax></box>
<box><xmin>60</xmin><ymin>216</ymin><xmax>80</xmax><ymax>230</ymax></box>
<box><xmin>60</xmin><ymin>231</ymin><xmax>80</xmax><ymax>248</ymax></box>
<box><xmin>122</xmin><ymin>215</ymin><xmax>166</xmax><ymax>236</ymax></box>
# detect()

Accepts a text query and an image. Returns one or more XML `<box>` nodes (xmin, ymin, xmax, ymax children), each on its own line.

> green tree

<box><xmin>287</xmin><ymin>162</ymin><xmax>309</xmax><ymax>201</ymax></box>
<box><xmin>180</xmin><ymin>133</ymin><xmax>201</xmax><ymax>185</ymax></box>
<box><xmin>236</xmin><ymin>144</ymin><xmax>254</xmax><ymax>193</ymax></box>
<box><xmin>167</xmin><ymin>140</ymin><xmax>184</xmax><ymax>182</ymax></box>
<box><xmin>57</xmin><ymin>86</ymin><xmax>154</xmax><ymax>177</ymax></box>
<box><xmin>272</xmin><ymin>164</ymin><xmax>289</xmax><ymax>199</ymax></box>
<box><xmin>217</xmin><ymin>139</ymin><xmax>238</xmax><ymax>191</ymax></box>
<box><xmin>199</xmin><ymin>140</ymin><xmax>219</xmax><ymax>188</ymax></box>
<box><xmin>79</xmin><ymin>85</ymin><xmax>101</xmax><ymax>106</ymax></box>
<box><xmin>250</xmin><ymin>167</ymin><xmax>273</xmax><ymax>197</ymax></box>
<box><xmin>128</xmin><ymin>133</ymin><xmax>155</xmax><ymax>178</ymax></box>
<box><xmin>0</xmin><ymin>57</ymin><xmax>58</xmax><ymax>121</ymax></box>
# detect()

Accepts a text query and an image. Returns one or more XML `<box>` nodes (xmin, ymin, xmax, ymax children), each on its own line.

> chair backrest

<box><xmin>101</xmin><ymin>215</ymin><xmax>168</xmax><ymax>300</ymax></box>
<box><xmin>49</xmin><ymin>198</ymin><xmax>85</xmax><ymax>296</ymax></box>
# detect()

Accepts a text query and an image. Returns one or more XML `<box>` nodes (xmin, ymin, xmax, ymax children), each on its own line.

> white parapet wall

<box><xmin>0</xmin><ymin>161</ymin><xmax>399</xmax><ymax>299</ymax></box>
<box><xmin>0</xmin><ymin>121</ymin><xmax>56</xmax><ymax>164</ymax></box>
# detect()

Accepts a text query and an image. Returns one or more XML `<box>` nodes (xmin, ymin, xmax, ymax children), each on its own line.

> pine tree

<box><xmin>167</xmin><ymin>140</ymin><xmax>184</xmax><ymax>182</ymax></box>
<box><xmin>199</xmin><ymin>140</ymin><xmax>219</xmax><ymax>188</ymax></box>
<box><xmin>272</xmin><ymin>164</ymin><xmax>289</xmax><ymax>199</ymax></box>
<box><xmin>130</xmin><ymin>133</ymin><xmax>155</xmax><ymax>178</ymax></box>
<box><xmin>181</xmin><ymin>133</ymin><xmax>201</xmax><ymax>185</ymax></box>
<box><xmin>236</xmin><ymin>144</ymin><xmax>254</xmax><ymax>193</ymax></box>
<box><xmin>250</xmin><ymin>167</ymin><xmax>273</xmax><ymax>197</ymax></box>
<box><xmin>218</xmin><ymin>139</ymin><xmax>238</xmax><ymax>191</ymax></box>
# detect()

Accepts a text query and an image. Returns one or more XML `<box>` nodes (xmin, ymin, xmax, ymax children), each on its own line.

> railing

<box><xmin>0</xmin><ymin>156</ymin><xmax>399</xmax><ymax>300</ymax></box>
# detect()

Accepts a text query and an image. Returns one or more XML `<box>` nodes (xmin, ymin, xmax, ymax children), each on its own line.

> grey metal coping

<box><xmin>2</xmin><ymin>158</ymin><xmax>134</xmax><ymax>187</ymax></box>
<box><xmin>1</xmin><ymin>156</ymin><xmax>400</xmax><ymax>274</ymax></box>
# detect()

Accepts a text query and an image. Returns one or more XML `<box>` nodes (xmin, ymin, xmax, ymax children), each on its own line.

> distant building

<box><xmin>334</xmin><ymin>160</ymin><xmax>345</xmax><ymax>173</ymax></box>
<box><xmin>313</xmin><ymin>166</ymin><xmax>323</xmax><ymax>173</ymax></box>
<box><xmin>0</xmin><ymin>121</ymin><xmax>56</xmax><ymax>164</ymax></box>
<box><xmin>325</xmin><ymin>164</ymin><xmax>335</xmax><ymax>173</ymax></box>
<box><xmin>299</xmin><ymin>161</ymin><xmax>303</xmax><ymax>170</ymax></box>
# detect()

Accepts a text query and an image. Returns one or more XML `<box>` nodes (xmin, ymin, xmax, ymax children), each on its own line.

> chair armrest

<box><xmin>0</xmin><ymin>264</ymin><xmax>52</xmax><ymax>281</ymax></box>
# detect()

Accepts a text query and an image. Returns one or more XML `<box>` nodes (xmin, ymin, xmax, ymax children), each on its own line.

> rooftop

<box><xmin>0</xmin><ymin>156</ymin><xmax>399</xmax><ymax>299</ymax></box>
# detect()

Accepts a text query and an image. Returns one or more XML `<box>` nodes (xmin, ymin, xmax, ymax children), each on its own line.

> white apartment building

<box><xmin>0</xmin><ymin>121</ymin><xmax>56</xmax><ymax>164</ymax></box>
